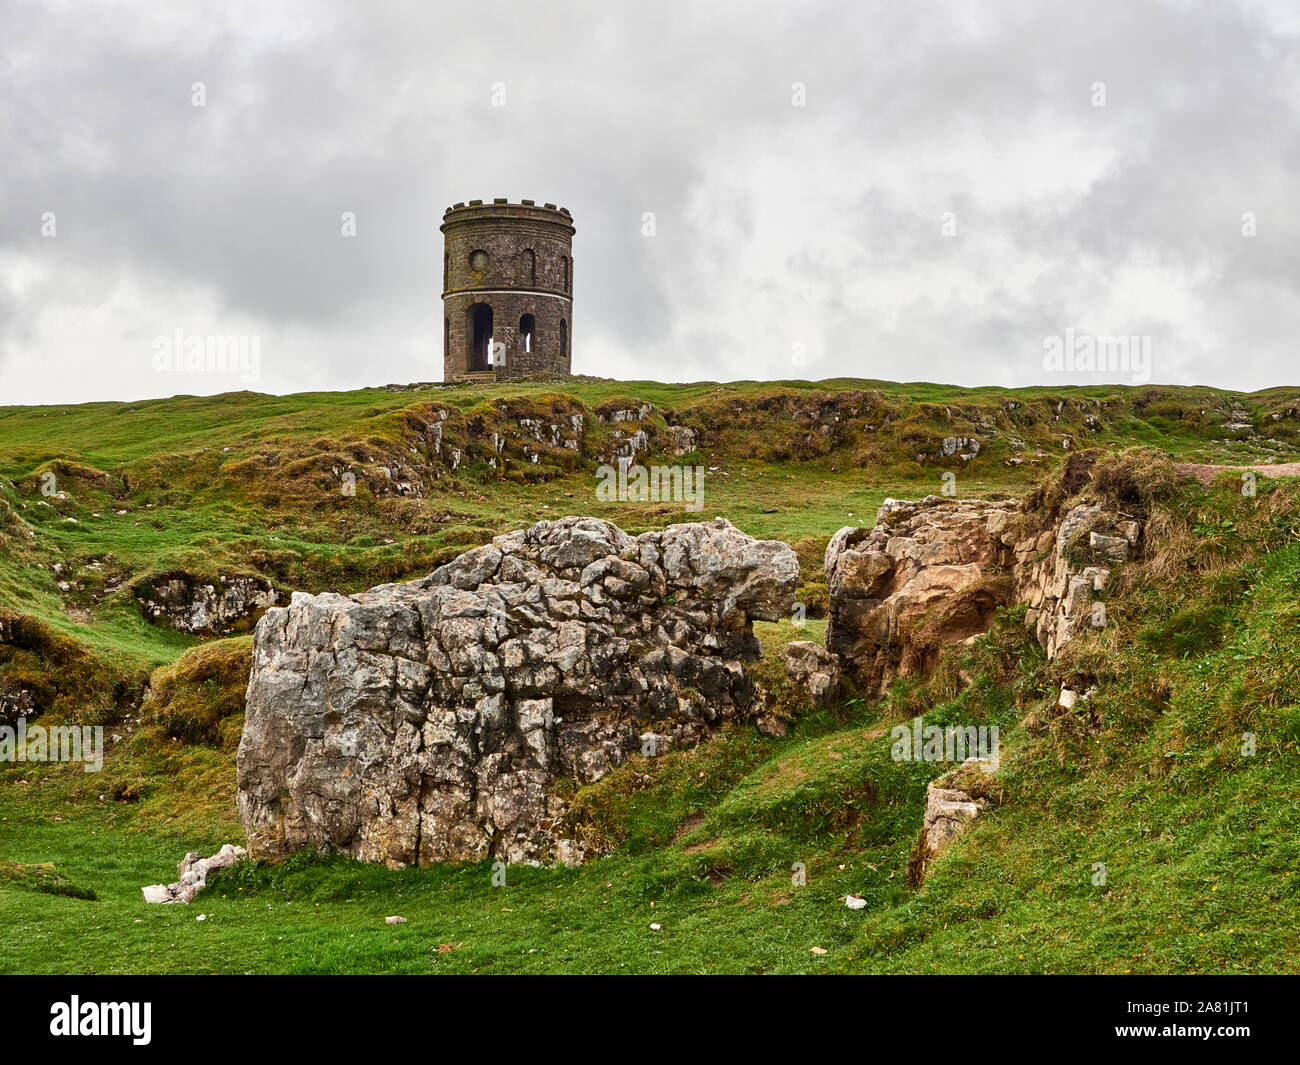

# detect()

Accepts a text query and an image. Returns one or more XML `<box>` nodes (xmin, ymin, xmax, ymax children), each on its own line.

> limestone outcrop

<box><xmin>826</xmin><ymin>488</ymin><xmax>1143</xmax><ymax>692</ymax></box>
<box><xmin>237</xmin><ymin>517</ymin><xmax>798</xmax><ymax>867</ymax></box>
<box><xmin>923</xmin><ymin>768</ymin><xmax>992</xmax><ymax>853</ymax></box>
<box><xmin>824</xmin><ymin>497</ymin><xmax>1016</xmax><ymax>695</ymax></box>
<box><xmin>665</xmin><ymin>426</ymin><xmax>698</xmax><ymax>456</ymax></box>
<box><xmin>139</xmin><ymin>574</ymin><xmax>278</xmax><ymax>636</ymax></box>
<box><xmin>1012</xmin><ymin>503</ymin><xmax>1140</xmax><ymax>657</ymax></box>
<box><xmin>142</xmin><ymin>844</ymin><xmax>246</xmax><ymax>903</ymax></box>
<box><xmin>779</xmin><ymin>640</ymin><xmax>842</xmax><ymax>707</ymax></box>
<box><xmin>0</xmin><ymin>688</ymin><xmax>36</xmax><ymax>730</ymax></box>
<box><xmin>909</xmin><ymin>756</ymin><xmax>998</xmax><ymax>884</ymax></box>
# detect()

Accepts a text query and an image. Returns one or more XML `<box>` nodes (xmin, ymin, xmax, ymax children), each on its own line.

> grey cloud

<box><xmin>1</xmin><ymin>0</ymin><xmax>1297</xmax><ymax>403</ymax></box>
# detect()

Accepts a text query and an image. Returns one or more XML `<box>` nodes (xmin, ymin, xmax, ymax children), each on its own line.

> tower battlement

<box><xmin>443</xmin><ymin>199</ymin><xmax>573</xmax><ymax>221</ymax></box>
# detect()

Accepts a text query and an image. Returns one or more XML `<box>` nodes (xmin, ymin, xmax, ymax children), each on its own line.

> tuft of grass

<box><xmin>0</xmin><ymin>860</ymin><xmax>98</xmax><ymax>901</ymax></box>
<box><xmin>143</xmin><ymin>636</ymin><xmax>252</xmax><ymax>747</ymax></box>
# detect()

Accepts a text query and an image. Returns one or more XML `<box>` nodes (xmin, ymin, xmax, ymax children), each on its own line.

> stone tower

<box><xmin>441</xmin><ymin>199</ymin><xmax>574</xmax><ymax>381</ymax></box>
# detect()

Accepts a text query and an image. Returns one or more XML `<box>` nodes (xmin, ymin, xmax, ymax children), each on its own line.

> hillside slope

<box><xmin>1</xmin><ymin>378</ymin><xmax>1298</xmax><ymax>974</ymax></box>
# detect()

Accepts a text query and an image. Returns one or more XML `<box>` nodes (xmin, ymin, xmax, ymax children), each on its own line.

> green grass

<box><xmin>2</xmin><ymin>376</ymin><xmax>1285</xmax><ymax>684</ymax></box>
<box><xmin>2</xmin><ymin>380</ymin><xmax>1300</xmax><ymax>973</ymax></box>
<box><xmin>3</xmin><ymin>505</ymin><xmax>1296</xmax><ymax>973</ymax></box>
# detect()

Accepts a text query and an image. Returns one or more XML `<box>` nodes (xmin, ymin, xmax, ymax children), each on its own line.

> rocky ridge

<box><xmin>237</xmin><ymin>459</ymin><xmax>1149</xmax><ymax>873</ymax></box>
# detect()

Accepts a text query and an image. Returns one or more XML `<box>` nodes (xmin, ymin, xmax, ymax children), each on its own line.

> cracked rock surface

<box><xmin>825</xmin><ymin>485</ymin><xmax>1143</xmax><ymax>693</ymax></box>
<box><xmin>779</xmin><ymin>640</ymin><xmax>841</xmax><ymax>706</ymax></box>
<box><xmin>825</xmin><ymin>497</ymin><xmax>1014</xmax><ymax>696</ymax></box>
<box><xmin>237</xmin><ymin>516</ymin><xmax>798</xmax><ymax>867</ymax></box>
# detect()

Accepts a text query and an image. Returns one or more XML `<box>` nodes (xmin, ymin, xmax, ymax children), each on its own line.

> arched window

<box><xmin>522</xmin><ymin>249</ymin><xmax>536</xmax><ymax>284</ymax></box>
<box><xmin>443</xmin><ymin>253</ymin><xmax>449</xmax><ymax>291</ymax></box>
<box><xmin>559</xmin><ymin>318</ymin><xmax>567</xmax><ymax>358</ymax></box>
<box><xmin>443</xmin><ymin>317</ymin><xmax>450</xmax><ymax>358</ymax></box>
<box><xmin>519</xmin><ymin>314</ymin><xmax>536</xmax><ymax>353</ymax></box>
<box><xmin>468</xmin><ymin>302</ymin><xmax>493</xmax><ymax>371</ymax></box>
<box><xmin>561</xmin><ymin>256</ymin><xmax>570</xmax><ymax>292</ymax></box>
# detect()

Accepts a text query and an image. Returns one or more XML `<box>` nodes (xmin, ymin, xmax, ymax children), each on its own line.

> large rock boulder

<box><xmin>237</xmin><ymin>516</ymin><xmax>798</xmax><ymax>867</ymax></box>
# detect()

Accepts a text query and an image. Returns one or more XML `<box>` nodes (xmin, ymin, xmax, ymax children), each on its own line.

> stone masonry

<box><xmin>441</xmin><ymin>200</ymin><xmax>574</xmax><ymax>381</ymax></box>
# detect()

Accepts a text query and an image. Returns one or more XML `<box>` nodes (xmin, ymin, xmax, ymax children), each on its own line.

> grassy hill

<box><xmin>1</xmin><ymin>377</ymin><xmax>1298</xmax><ymax>973</ymax></box>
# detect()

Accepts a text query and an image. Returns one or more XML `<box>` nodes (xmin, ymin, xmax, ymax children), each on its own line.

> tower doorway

<box><xmin>468</xmin><ymin>303</ymin><xmax>493</xmax><ymax>371</ymax></box>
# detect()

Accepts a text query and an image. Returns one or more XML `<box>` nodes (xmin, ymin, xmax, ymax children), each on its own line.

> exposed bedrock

<box><xmin>824</xmin><ymin>498</ymin><xmax>1016</xmax><ymax>696</ymax></box>
<box><xmin>237</xmin><ymin>516</ymin><xmax>798</xmax><ymax>867</ymax></box>
<box><xmin>825</xmin><ymin>485</ymin><xmax>1142</xmax><ymax>695</ymax></box>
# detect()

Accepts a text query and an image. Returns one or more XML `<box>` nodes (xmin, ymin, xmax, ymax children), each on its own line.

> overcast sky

<box><xmin>2</xmin><ymin>0</ymin><xmax>1298</xmax><ymax>405</ymax></box>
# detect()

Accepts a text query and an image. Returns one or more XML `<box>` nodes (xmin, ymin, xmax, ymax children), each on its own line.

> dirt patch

<box><xmin>1059</xmin><ymin>451</ymin><xmax>1099</xmax><ymax>497</ymax></box>
<box><xmin>673</xmin><ymin>812</ymin><xmax>706</xmax><ymax>841</ymax></box>
<box><xmin>1176</xmin><ymin>461</ymin><xmax>1300</xmax><ymax>486</ymax></box>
